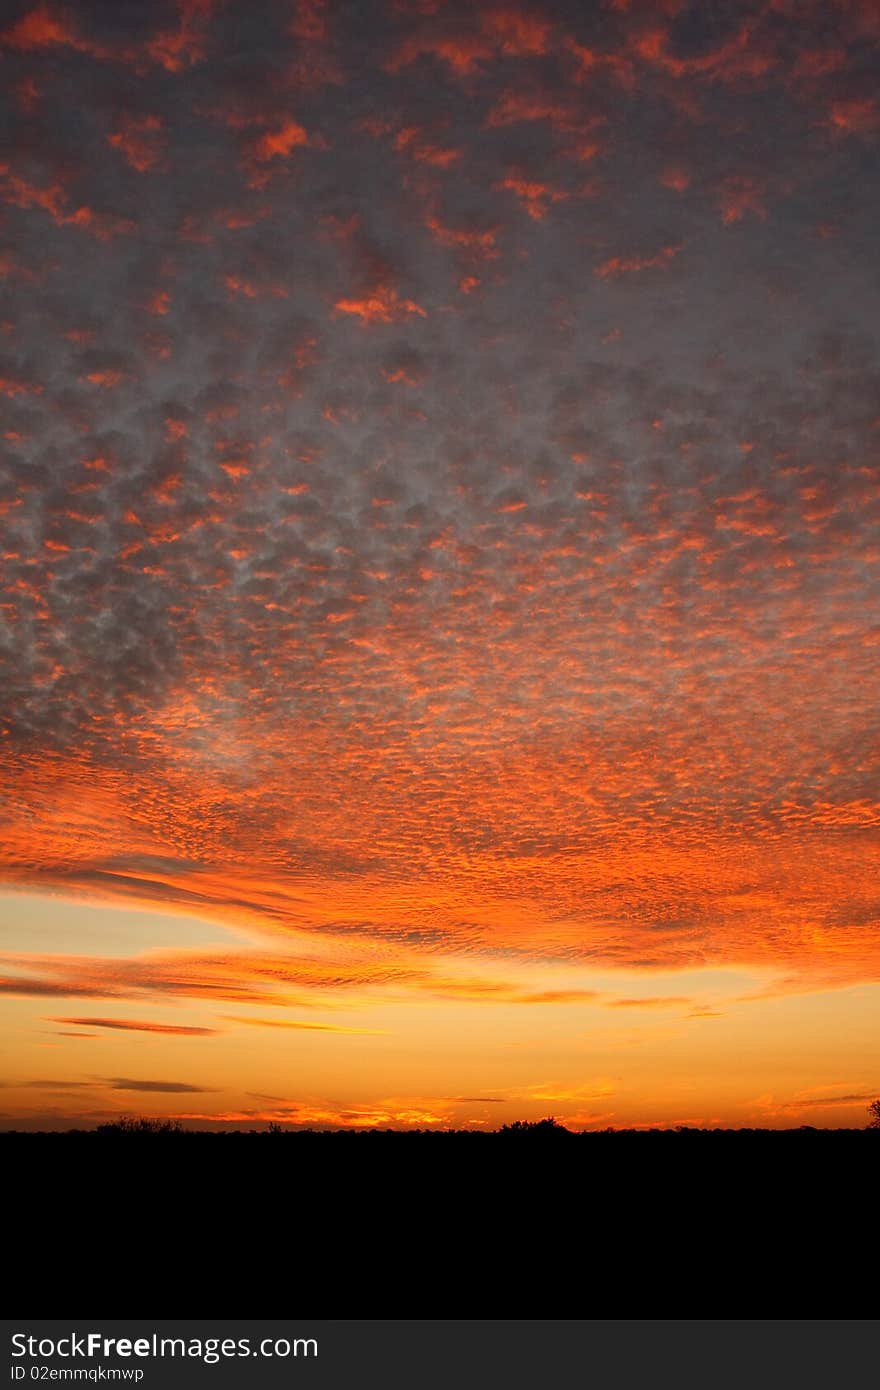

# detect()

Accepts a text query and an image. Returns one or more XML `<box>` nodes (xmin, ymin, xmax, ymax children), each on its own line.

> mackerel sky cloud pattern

<box><xmin>0</xmin><ymin>0</ymin><xmax>879</xmax><ymax>1094</ymax></box>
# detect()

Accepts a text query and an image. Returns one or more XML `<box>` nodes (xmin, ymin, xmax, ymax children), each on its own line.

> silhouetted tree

<box><xmin>867</xmin><ymin>1100</ymin><xmax>880</xmax><ymax>1129</ymax></box>
<box><xmin>499</xmin><ymin>1116</ymin><xmax>572</xmax><ymax>1136</ymax></box>
<box><xmin>96</xmin><ymin>1116</ymin><xmax>184</xmax><ymax>1135</ymax></box>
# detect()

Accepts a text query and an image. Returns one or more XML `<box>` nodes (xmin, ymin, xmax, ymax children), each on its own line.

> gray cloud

<box><xmin>105</xmin><ymin>1078</ymin><xmax>213</xmax><ymax>1093</ymax></box>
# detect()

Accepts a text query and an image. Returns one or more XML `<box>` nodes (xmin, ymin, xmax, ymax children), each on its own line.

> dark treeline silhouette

<box><xmin>3</xmin><ymin>1107</ymin><xmax>879</xmax><ymax>1136</ymax></box>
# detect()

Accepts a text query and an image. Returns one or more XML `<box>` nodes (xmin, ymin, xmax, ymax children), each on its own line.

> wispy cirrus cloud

<box><xmin>0</xmin><ymin>947</ymin><xmax>603</xmax><ymax>1008</ymax></box>
<box><xmin>220</xmin><ymin>1015</ymin><xmax>388</xmax><ymax>1035</ymax></box>
<box><xmin>106</xmin><ymin>1078</ymin><xmax>213</xmax><ymax>1093</ymax></box>
<box><xmin>48</xmin><ymin>1016</ymin><xmax>218</xmax><ymax>1036</ymax></box>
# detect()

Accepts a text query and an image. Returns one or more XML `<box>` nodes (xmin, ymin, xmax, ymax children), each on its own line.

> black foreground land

<box><xmin>6</xmin><ymin>1120</ymin><xmax>876</xmax><ymax>1315</ymax></box>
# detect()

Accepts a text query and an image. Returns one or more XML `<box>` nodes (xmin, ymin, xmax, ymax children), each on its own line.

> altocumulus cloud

<box><xmin>0</xmin><ymin>0</ymin><xmax>877</xmax><ymax>998</ymax></box>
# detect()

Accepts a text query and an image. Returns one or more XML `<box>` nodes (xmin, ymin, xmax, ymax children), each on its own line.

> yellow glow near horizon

<box><xmin>2</xmin><ymin>893</ymin><xmax>878</xmax><ymax>1131</ymax></box>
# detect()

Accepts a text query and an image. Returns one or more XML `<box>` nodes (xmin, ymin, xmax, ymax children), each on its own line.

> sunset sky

<box><xmin>1</xmin><ymin>0</ymin><xmax>878</xmax><ymax>1130</ymax></box>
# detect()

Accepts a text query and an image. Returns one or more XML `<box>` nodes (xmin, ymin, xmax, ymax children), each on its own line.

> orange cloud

<box><xmin>485</xmin><ymin>89</ymin><xmax>607</xmax><ymax>164</ymax></box>
<box><xmin>632</xmin><ymin>21</ymin><xmax>773</xmax><ymax>83</ymax></box>
<box><xmin>388</xmin><ymin>7</ymin><xmax>550</xmax><ymax>74</ymax></box>
<box><xmin>660</xmin><ymin>166</ymin><xmax>691</xmax><ymax>192</ymax></box>
<box><xmin>147</xmin><ymin>0</ymin><xmax>214</xmax><ymax>73</ymax></box>
<box><xmin>1</xmin><ymin>0</ymin><xmax>215</xmax><ymax>71</ymax></box>
<box><xmin>148</xmin><ymin>290</ymin><xmax>172</xmax><ymax>316</ymax></box>
<box><xmin>82</xmin><ymin>369</ymin><xmax>125</xmax><ymax>388</ymax></box>
<box><xmin>334</xmin><ymin>285</ymin><xmax>427</xmax><ymax>324</ymax></box>
<box><xmin>394</xmin><ymin>126</ymin><xmax>462</xmax><ymax>167</ymax></box>
<box><xmin>251</xmin><ymin>121</ymin><xmax>309</xmax><ymax>162</ymax></box>
<box><xmin>107</xmin><ymin>115</ymin><xmax>166</xmax><ymax>173</ymax></box>
<box><xmin>0</xmin><ymin>375</ymin><xmax>43</xmax><ymax>398</ymax></box>
<box><xmin>0</xmin><ymin>945</ymin><xmax>599</xmax><ymax>1009</ymax></box>
<box><xmin>0</xmin><ymin>166</ymin><xmax>134</xmax><ymax>239</ymax></box>
<box><xmin>1</xmin><ymin>5</ymin><xmax>108</xmax><ymax>59</ymax></box>
<box><xmin>424</xmin><ymin>211</ymin><xmax>498</xmax><ymax>256</ymax></box>
<box><xmin>388</xmin><ymin>31</ymin><xmax>490</xmax><ymax>75</ymax></box>
<box><xmin>595</xmin><ymin>243</ymin><xmax>683</xmax><ymax>277</ymax></box>
<box><xmin>828</xmin><ymin>97</ymin><xmax>879</xmax><ymax>135</ymax></box>
<box><xmin>493</xmin><ymin>175</ymin><xmax>569</xmax><ymax>220</ymax></box>
<box><xmin>717</xmin><ymin>176</ymin><xmax>767</xmax><ymax>224</ymax></box>
<box><xmin>482</xmin><ymin>7</ymin><xmax>550</xmax><ymax>57</ymax></box>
